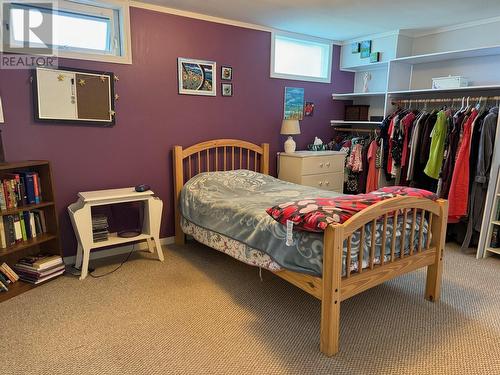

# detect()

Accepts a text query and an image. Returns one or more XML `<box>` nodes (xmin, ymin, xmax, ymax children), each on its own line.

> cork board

<box><xmin>33</xmin><ymin>67</ymin><xmax>115</xmax><ymax>126</ymax></box>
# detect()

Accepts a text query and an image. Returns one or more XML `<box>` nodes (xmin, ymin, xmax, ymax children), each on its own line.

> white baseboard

<box><xmin>64</xmin><ymin>236</ymin><xmax>174</xmax><ymax>265</ymax></box>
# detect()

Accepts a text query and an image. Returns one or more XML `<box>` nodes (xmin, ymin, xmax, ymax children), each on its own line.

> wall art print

<box><xmin>178</xmin><ymin>57</ymin><xmax>216</xmax><ymax>96</ymax></box>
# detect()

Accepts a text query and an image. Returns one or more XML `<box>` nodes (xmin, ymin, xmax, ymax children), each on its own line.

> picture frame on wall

<box><xmin>178</xmin><ymin>57</ymin><xmax>216</xmax><ymax>96</ymax></box>
<box><xmin>221</xmin><ymin>83</ymin><xmax>233</xmax><ymax>97</ymax></box>
<box><xmin>304</xmin><ymin>102</ymin><xmax>315</xmax><ymax>116</ymax></box>
<box><xmin>360</xmin><ymin>40</ymin><xmax>372</xmax><ymax>58</ymax></box>
<box><xmin>351</xmin><ymin>42</ymin><xmax>360</xmax><ymax>53</ymax></box>
<box><xmin>284</xmin><ymin>87</ymin><xmax>304</xmax><ymax>120</ymax></box>
<box><xmin>221</xmin><ymin>66</ymin><xmax>232</xmax><ymax>80</ymax></box>
<box><xmin>370</xmin><ymin>52</ymin><xmax>380</xmax><ymax>63</ymax></box>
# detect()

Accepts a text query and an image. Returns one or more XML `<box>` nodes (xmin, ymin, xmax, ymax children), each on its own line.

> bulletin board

<box><xmin>32</xmin><ymin>67</ymin><xmax>115</xmax><ymax>126</ymax></box>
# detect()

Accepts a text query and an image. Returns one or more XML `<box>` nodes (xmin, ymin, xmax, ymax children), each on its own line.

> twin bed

<box><xmin>173</xmin><ymin>139</ymin><xmax>448</xmax><ymax>356</ymax></box>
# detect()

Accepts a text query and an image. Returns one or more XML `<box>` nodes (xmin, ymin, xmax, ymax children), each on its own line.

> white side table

<box><xmin>68</xmin><ymin>188</ymin><xmax>164</xmax><ymax>280</ymax></box>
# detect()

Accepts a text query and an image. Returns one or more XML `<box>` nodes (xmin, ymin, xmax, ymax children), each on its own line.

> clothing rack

<box><xmin>333</xmin><ymin>127</ymin><xmax>378</xmax><ymax>133</ymax></box>
<box><xmin>391</xmin><ymin>95</ymin><xmax>500</xmax><ymax>106</ymax></box>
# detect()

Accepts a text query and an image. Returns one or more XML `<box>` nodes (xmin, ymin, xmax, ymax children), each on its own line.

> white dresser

<box><xmin>278</xmin><ymin>151</ymin><xmax>346</xmax><ymax>193</ymax></box>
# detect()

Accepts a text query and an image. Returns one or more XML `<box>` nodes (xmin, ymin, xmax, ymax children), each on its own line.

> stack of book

<box><xmin>92</xmin><ymin>214</ymin><xmax>109</xmax><ymax>242</ymax></box>
<box><xmin>13</xmin><ymin>254</ymin><xmax>65</xmax><ymax>284</ymax></box>
<box><xmin>0</xmin><ymin>262</ymin><xmax>20</xmax><ymax>292</ymax></box>
<box><xmin>0</xmin><ymin>210</ymin><xmax>47</xmax><ymax>249</ymax></box>
<box><xmin>0</xmin><ymin>171</ymin><xmax>42</xmax><ymax>210</ymax></box>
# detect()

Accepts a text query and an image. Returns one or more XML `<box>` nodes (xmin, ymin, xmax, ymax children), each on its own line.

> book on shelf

<box><xmin>0</xmin><ymin>210</ymin><xmax>48</xmax><ymax>249</ymax></box>
<box><xmin>0</xmin><ymin>262</ymin><xmax>19</xmax><ymax>282</ymax></box>
<box><xmin>0</xmin><ymin>171</ymin><xmax>43</xmax><ymax>210</ymax></box>
<box><xmin>13</xmin><ymin>254</ymin><xmax>64</xmax><ymax>284</ymax></box>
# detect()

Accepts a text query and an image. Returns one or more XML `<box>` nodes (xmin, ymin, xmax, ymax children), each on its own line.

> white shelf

<box><xmin>340</xmin><ymin>61</ymin><xmax>388</xmax><ymax>72</ymax></box>
<box><xmin>92</xmin><ymin>233</ymin><xmax>151</xmax><ymax>249</ymax></box>
<box><xmin>332</xmin><ymin>92</ymin><xmax>386</xmax><ymax>100</ymax></box>
<box><xmin>492</xmin><ymin>221</ymin><xmax>500</xmax><ymax>226</ymax></box>
<box><xmin>330</xmin><ymin>120</ymin><xmax>380</xmax><ymax>126</ymax></box>
<box><xmin>486</xmin><ymin>247</ymin><xmax>500</xmax><ymax>255</ymax></box>
<box><xmin>392</xmin><ymin>45</ymin><xmax>500</xmax><ymax>65</ymax></box>
<box><xmin>388</xmin><ymin>85</ymin><xmax>500</xmax><ymax>96</ymax></box>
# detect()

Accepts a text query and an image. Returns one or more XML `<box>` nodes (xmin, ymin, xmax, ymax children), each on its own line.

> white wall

<box><xmin>410</xmin><ymin>20</ymin><xmax>500</xmax><ymax>55</ymax></box>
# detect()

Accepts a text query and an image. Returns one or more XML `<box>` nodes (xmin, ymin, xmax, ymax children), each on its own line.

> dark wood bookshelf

<box><xmin>0</xmin><ymin>201</ymin><xmax>55</xmax><ymax>216</ymax></box>
<box><xmin>0</xmin><ymin>161</ymin><xmax>61</xmax><ymax>303</ymax></box>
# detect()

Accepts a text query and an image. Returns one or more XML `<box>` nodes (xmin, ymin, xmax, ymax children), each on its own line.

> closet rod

<box><xmin>333</xmin><ymin>127</ymin><xmax>378</xmax><ymax>133</ymax></box>
<box><xmin>392</xmin><ymin>95</ymin><xmax>500</xmax><ymax>104</ymax></box>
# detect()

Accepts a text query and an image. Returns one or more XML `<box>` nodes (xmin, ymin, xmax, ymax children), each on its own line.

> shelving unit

<box><xmin>330</xmin><ymin>120</ymin><xmax>380</xmax><ymax>126</ymax></box>
<box><xmin>0</xmin><ymin>161</ymin><xmax>61</xmax><ymax>303</ymax></box>
<box><xmin>480</xmin><ymin>167</ymin><xmax>500</xmax><ymax>258</ymax></box>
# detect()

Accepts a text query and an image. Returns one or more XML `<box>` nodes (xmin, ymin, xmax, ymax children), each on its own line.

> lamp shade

<box><xmin>280</xmin><ymin>119</ymin><xmax>300</xmax><ymax>135</ymax></box>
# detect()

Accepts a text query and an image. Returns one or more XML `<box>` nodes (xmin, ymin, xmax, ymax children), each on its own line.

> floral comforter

<box><xmin>180</xmin><ymin>170</ymin><xmax>428</xmax><ymax>276</ymax></box>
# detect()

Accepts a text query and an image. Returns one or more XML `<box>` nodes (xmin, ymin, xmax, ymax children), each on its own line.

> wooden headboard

<box><xmin>173</xmin><ymin>139</ymin><xmax>270</xmax><ymax>244</ymax></box>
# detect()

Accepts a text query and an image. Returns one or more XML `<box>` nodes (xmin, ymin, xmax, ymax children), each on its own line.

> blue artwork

<box><xmin>284</xmin><ymin>87</ymin><xmax>304</xmax><ymax>120</ymax></box>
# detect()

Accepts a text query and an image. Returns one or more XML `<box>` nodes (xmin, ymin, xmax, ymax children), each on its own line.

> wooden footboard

<box><xmin>274</xmin><ymin>196</ymin><xmax>448</xmax><ymax>356</ymax></box>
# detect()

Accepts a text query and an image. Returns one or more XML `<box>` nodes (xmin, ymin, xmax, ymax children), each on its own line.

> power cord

<box><xmin>89</xmin><ymin>244</ymin><xmax>135</xmax><ymax>278</ymax></box>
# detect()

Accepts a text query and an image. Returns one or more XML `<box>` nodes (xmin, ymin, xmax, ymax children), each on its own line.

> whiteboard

<box><xmin>36</xmin><ymin>68</ymin><xmax>78</xmax><ymax>120</ymax></box>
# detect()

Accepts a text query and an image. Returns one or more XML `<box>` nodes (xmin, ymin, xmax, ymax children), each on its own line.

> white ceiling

<box><xmin>139</xmin><ymin>0</ymin><xmax>500</xmax><ymax>41</ymax></box>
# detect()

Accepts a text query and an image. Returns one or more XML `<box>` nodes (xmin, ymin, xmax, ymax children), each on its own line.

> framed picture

<box><xmin>221</xmin><ymin>66</ymin><xmax>232</xmax><ymax>80</ymax></box>
<box><xmin>351</xmin><ymin>42</ymin><xmax>360</xmax><ymax>54</ymax></box>
<box><xmin>178</xmin><ymin>57</ymin><xmax>216</xmax><ymax>96</ymax></box>
<box><xmin>370</xmin><ymin>52</ymin><xmax>380</xmax><ymax>63</ymax></box>
<box><xmin>304</xmin><ymin>102</ymin><xmax>315</xmax><ymax>116</ymax></box>
<box><xmin>360</xmin><ymin>40</ymin><xmax>372</xmax><ymax>58</ymax></box>
<box><xmin>221</xmin><ymin>83</ymin><xmax>233</xmax><ymax>97</ymax></box>
<box><xmin>284</xmin><ymin>87</ymin><xmax>304</xmax><ymax>120</ymax></box>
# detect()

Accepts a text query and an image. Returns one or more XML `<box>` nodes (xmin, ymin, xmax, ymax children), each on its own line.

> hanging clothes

<box><xmin>462</xmin><ymin>107</ymin><xmax>499</xmax><ymax>248</ymax></box>
<box><xmin>366</xmin><ymin>140</ymin><xmax>379</xmax><ymax>193</ymax></box>
<box><xmin>448</xmin><ymin>109</ymin><xmax>479</xmax><ymax>220</ymax></box>
<box><xmin>424</xmin><ymin>110</ymin><xmax>448</xmax><ymax>179</ymax></box>
<box><xmin>439</xmin><ymin>111</ymin><xmax>465</xmax><ymax>198</ymax></box>
<box><xmin>406</xmin><ymin>112</ymin><xmax>428</xmax><ymax>181</ymax></box>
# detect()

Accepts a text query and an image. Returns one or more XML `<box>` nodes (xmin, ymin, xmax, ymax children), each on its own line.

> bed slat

<box><xmin>418</xmin><ymin>210</ymin><xmax>425</xmax><ymax>252</ymax></box>
<box><xmin>370</xmin><ymin>219</ymin><xmax>376</xmax><ymax>269</ymax></box>
<box><xmin>380</xmin><ymin>214</ymin><xmax>388</xmax><ymax>266</ymax></box>
<box><xmin>239</xmin><ymin>148</ymin><xmax>242</xmax><ymax>168</ymax></box>
<box><xmin>254</xmin><ymin>151</ymin><xmax>258</xmax><ymax>172</ymax></box>
<box><xmin>247</xmin><ymin>149</ymin><xmax>250</xmax><ymax>169</ymax></box>
<box><xmin>401</xmin><ymin>209</ymin><xmax>407</xmax><ymax>259</ymax></box>
<box><xmin>346</xmin><ymin>235</ymin><xmax>352</xmax><ymax>278</ymax></box>
<box><xmin>426</xmin><ymin>213</ymin><xmax>433</xmax><ymax>249</ymax></box>
<box><xmin>223</xmin><ymin>147</ymin><xmax>227</xmax><ymax>171</ymax></box>
<box><xmin>410</xmin><ymin>209</ymin><xmax>417</xmax><ymax>255</ymax></box>
<box><xmin>188</xmin><ymin>155</ymin><xmax>192</xmax><ymax>179</ymax></box>
<box><xmin>358</xmin><ymin>227</ymin><xmax>364</xmax><ymax>273</ymax></box>
<box><xmin>391</xmin><ymin>211</ymin><xmax>397</xmax><ymax>261</ymax></box>
<box><xmin>215</xmin><ymin>148</ymin><xmax>219</xmax><ymax>171</ymax></box>
<box><xmin>232</xmin><ymin>146</ymin><xmax>235</xmax><ymax>170</ymax></box>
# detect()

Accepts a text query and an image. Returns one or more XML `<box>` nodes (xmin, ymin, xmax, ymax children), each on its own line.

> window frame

<box><xmin>2</xmin><ymin>0</ymin><xmax>132</xmax><ymax>64</ymax></box>
<box><xmin>270</xmin><ymin>31</ymin><xmax>333</xmax><ymax>84</ymax></box>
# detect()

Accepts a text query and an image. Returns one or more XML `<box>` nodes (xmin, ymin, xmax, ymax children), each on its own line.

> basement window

<box><xmin>271</xmin><ymin>32</ymin><xmax>332</xmax><ymax>83</ymax></box>
<box><xmin>4</xmin><ymin>0</ymin><xmax>131</xmax><ymax>64</ymax></box>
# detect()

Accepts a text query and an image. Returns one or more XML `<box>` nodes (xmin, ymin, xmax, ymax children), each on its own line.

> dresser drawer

<box><xmin>301</xmin><ymin>155</ymin><xmax>344</xmax><ymax>176</ymax></box>
<box><xmin>300</xmin><ymin>172</ymin><xmax>344</xmax><ymax>192</ymax></box>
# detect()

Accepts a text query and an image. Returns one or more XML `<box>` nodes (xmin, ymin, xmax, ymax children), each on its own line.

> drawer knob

<box><xmin>319</xmin><ymin>163</ymin><xmax>324</xmax><ymax>168</ymax></box>
<box><xmin>325</xmin><ymin>181</ymin><xmax>330</xmax><ymax>186</ymax></box>
<box><xmin>326</xmin><ymin>162</ymin><xmax>331</xmax><ymax>167</ymax></box>
<box><xmin>318</xmin><ymin>181</ymin><xmax>323</xmax><ymax>186</ymax></box>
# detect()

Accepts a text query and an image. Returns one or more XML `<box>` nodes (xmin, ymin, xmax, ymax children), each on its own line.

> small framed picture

<box><xmin>351</xmin><ymin>43</ymin><xmax>360</xmax><ymax>54</ymax></box>
<box><xmin>221</xmin><ymin>66</ymin><xmax>232</xmax><ymax>80</ymax></box>
<box><xmin>370</xmin><ymin>52</ymin><xmax>380</xmax><ymax>63</ymax></box>
<box><xmin>360</xmin><ymin>40</ymin><xmax>372</xmax><ymax>58</ymax></box>
<box><xmin>221</xmin><ymin>83</ymin><xmax>233</xmax><ymax>97</ymax></box>
<box><xmin>304</xmin><ymin>102</ymin><xmax>315</xmax><ymax>116</ymax></box>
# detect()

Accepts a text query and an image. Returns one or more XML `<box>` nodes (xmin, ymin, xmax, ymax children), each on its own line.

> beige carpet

<box><xmin>1</xmin><ymin>242</ymin><xmax>499</xmax><ymax>375</ymax></box>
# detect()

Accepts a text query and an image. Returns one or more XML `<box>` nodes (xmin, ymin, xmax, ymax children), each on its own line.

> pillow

<box><xmin>266</xmin><ymin>186</ymin><xmax>438</xmax><ymax>232</ymax></box>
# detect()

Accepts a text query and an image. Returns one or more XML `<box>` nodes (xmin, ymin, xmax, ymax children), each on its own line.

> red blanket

<box><xmin>266</xmin><ymin>186</ymin><xmax>438</xmax><ymax>232</ymax></box>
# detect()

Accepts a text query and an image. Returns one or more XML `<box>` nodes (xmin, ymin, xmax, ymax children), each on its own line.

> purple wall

<box><xmin>0</xmin><ymin>7</ymin><xmax>353</xmax><ymax>256</ymax></box>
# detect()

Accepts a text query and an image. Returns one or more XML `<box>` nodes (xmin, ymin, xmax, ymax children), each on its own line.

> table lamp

<box><xmin>280</xmin><ymin>119</ymin><xmax>300</xmax><ymax>153</ymax></box>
